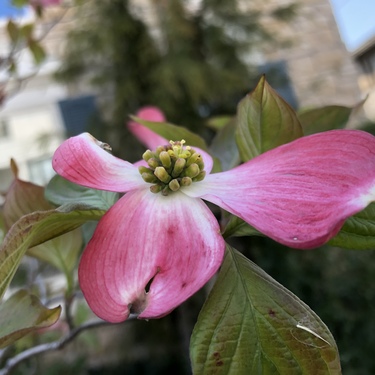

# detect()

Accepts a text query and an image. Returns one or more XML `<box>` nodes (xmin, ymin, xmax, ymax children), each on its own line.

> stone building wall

<box><xmin>251</xmin><ymin>0</ymin><xmax>362</xmax><ymax>109</ymax></box>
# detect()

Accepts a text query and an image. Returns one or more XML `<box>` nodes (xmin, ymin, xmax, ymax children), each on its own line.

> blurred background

<box><xmin>0</xmin><ymin>0</ymin><xmax>374</xmax><ymax>374</ymax></box>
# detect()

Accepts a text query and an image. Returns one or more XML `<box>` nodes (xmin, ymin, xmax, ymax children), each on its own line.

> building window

<box><xmin>0</xmin><ymin>167</ymin><xmax>13</xmax><ymax>198</ymax></box>
<box><xmin>58</xmin><ymin>95</ymin><xmax>99</xmax><ymax>137</ymax></box>
<box><xmin>359</xmin><ymin>53</ymin><xmax>375</xmax><ymax>76</ymax></box>
<box><xmin>355</xmin><ymin>45</ymin><xmax>375</xmax><ymax>88</ymax></box>
<box><xmin>0</xmin><ymin>119</ymin><xmax>9</xmax><ymax>138</ymax></box>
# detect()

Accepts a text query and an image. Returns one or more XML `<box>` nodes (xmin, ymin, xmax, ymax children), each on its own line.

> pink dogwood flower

<box><xmin>53</xmin><ymin>116</ymin><xmax>375</xmax><ymax>323</ymax></box>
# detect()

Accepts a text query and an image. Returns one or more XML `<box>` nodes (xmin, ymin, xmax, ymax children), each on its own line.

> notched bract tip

<box><xmin>86</xmin><ymin>133</ymin><xmax>113</xmax><ymax>152</ymax></box>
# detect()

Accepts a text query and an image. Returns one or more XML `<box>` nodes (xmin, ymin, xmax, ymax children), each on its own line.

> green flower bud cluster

<box><xmin>139</xmin><ymin>140</ymin><xmax>206</xmax><ymax>195</ymax></box>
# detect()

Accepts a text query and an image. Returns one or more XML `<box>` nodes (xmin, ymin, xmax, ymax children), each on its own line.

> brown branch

<box><xmin>0</xmin><ymin>317</ymin><xmax>135</xmax><ymax>375</ymax></box>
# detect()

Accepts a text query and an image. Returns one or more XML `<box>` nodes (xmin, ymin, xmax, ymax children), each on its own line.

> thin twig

<box><xmin>0</xmin><ymin>318</ymin><xmax>133</xmax><ymax>375</ymax></box>
<box><xmin>64</xmin><ymin>294</ymin><xmax>75</xmax><ymax>331</ymax></box>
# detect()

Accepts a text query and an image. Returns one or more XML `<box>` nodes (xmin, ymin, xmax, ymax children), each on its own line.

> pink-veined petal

<box><xmin>78</xmin><ymin>189</ymin><xmax>224</xmax><ymax>323</ymax></box>
<box><xmin>133</xmin><ymin>159</ymin><xmax>148</xmax><ymax>168</ymax></box>
<box><xmin>128</xmin><ymin>106</ymin><xmax>167</xmax><ymax>150</ymax></box>
<box><xmin>52</xmin><ymin>133</ymin><xmax>145</xmax><ymax>192</ymax></box>
<box><xmin>182</xmin><ymin>130</ymin><xmax>375</xmax><ymax>249</ymax></box>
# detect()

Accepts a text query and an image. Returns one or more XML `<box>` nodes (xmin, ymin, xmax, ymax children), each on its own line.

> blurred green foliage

<box><xmin>56</xmin><ymin>0</ymin><xmax>273</xmax><ymax>160</ymax></box>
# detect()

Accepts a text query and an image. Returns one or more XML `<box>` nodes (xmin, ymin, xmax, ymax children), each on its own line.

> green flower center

<box><xmin>139</xmin><ymin>140</ymin><xmax>206</xmax><ymax>196</ymax></box>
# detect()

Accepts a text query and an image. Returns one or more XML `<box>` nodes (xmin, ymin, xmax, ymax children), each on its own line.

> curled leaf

<box><xmin>0</xmin><ymin>204</ymin><xmax>105</xmax><ymax>299</ymax></box>
<box><xmin>0</xmin><ymin>290</ymin><xmax>61</xmax><ymax>349</ymax></box>
<box><xmin>3</xmin><ymin>167</ymin><xmax>84</xmax><ymax>275</ymax></box>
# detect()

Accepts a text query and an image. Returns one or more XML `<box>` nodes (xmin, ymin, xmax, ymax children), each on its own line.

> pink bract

<box><xmin>127</xmin><ymin>106</ymin><xmax>167</xmax><ymax>150</ymax></box>
<box><xmin>52</xmin><ymin>128</ymin><xmax>375</xmax><ymax>322</ymax></box>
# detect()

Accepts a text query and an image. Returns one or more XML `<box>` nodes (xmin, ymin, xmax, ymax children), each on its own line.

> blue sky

<box><xmin>330</xmin><ymin>0</ymin><xmax>375</xmax><ymax>51</ymax></box>
<box><xmin>0</xmin><ymin>1</ymin><xmax>25</xmax><ymax>18</ymax></box>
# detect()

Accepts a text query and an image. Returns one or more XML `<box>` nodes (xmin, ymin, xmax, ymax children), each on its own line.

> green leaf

<box><xmin>0</xmin><ymin>290</ymin><xmax>61</xmax><ymax>349</ymax></box>
<box><xmin>28</xmin><ymin>39</ymin><xmax>46</xmax><ymax>65</ymax></box>
<box><xmin>28</xmin><ymin>228</ymin><xmax>82</xmax><ymax>275</ymax></box>
<box><xmin>11</xmin><ymin>0</ymin><xmax>29</xmax><ymax>7</ymax></box>
<box><xmin>190</xmin><ymin>245</ymin><xmax>341</xmax><ymax>375</ymax></box>
<box><xmin>209</xmin><ymin>119</ymin><xmax>240</xmax><ymax>171</ymax></box>
<box><xmin>329</xmin><ymin>202</ymin><xmax>375</xmax><ymax>250</ymax></box>
<box><xmin>45</xmin><ymin>174</ymin><xmax>118</xmax><ymax>210</ymax></box>
<box><xmin>0</xmin><ymin>204</ymin><xmax>105</xmax><ymax>300</ymax></box>
<box><xmin>81</xmin><ymin>221</ymin><xmax>98</xmax><ymax>246</ymax></box>
<box><xmin>131</xmin><ymin>117</ymin><xmax>209</xmax><ymax>151</ymax></box>
<box><xmin>3</xmin><ymin>170</ymin><xmax>84</xmax><ymax>276</ymax></box>
<box><xmin>3</xmin><ymin>163</ymin><xmax>52</xmax><ymax>230</ymax></box>
<box><xmin>0</xmin><ymin>209</ymin><xmax>5</xmax><ymax>245</ymax></box>
<box><xmin>8</xmin><ymin>61</ymin><xmax>17</xmax><ymax>74</ymax></box>
<box><xmin>298</xmin><ymin>105</ymin><xmax>352</xmax><ymax>136</ymax></box>
<box><xmin>235</xmin><ymin>75</ymin><xmax>303</xmax><ymax>161</ymax></box>
<box><xmin>205</xmin><ymin>115</ymin><xmax>233</xmax><ymax>131</ymax></box>
<box><xmin>222</xmin><ymin>215</ymin><xmax>261</xmax><ymax>238</ymax></box>
<box><xmin>20</xmin><ymin>24</ymin><xmax>34</xmax><ymax>40</ymax></box>
<box><xmin>6</xmin><ymin>20</ymin><xmax>19</xmax><ymax>44</ymax></box>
